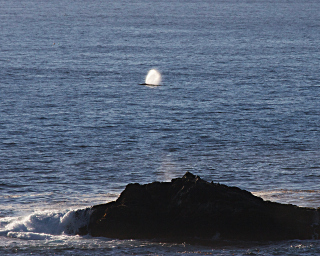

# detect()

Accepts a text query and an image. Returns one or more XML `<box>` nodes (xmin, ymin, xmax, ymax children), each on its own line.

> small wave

<box><xmin>0</xmin><ymin>208</ymin><xmax>91</xmax><ymax>240</ymax></box>
<box><xmin>7</xmin><ymin>231</ymin><xmax>54</xmax><ymax>240</ymax></box>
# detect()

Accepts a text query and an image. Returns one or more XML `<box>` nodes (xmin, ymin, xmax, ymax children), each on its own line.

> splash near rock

<box><xmin>77</xmin><ymin>173</ymin><xmax>320</xmax><ymax>244</ymax></box>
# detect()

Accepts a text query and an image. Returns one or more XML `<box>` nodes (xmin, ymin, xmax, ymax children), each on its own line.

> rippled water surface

<box><xmin>1</xmin><ymin>0</ymin><xmax>319</xmax><ymax>254</ymax></box>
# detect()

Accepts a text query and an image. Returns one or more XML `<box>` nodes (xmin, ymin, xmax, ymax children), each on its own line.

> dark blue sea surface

<box><xmin>1</xmin><ymin>0</ymin><xmax>320</xmax><ymax>255</ymax></box>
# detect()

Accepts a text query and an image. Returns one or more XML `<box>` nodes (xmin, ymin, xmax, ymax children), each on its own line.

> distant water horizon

<box><xmin>1</xmin><ymin>0</ymin><xmax>319</xmax><ymax>255</ymax></box>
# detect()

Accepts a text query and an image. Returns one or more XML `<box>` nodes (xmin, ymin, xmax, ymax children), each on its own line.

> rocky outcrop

<box><xmin>78</xmin><ymin>172</ymin><xmax>319</xmax><ymax>243</ymax></box>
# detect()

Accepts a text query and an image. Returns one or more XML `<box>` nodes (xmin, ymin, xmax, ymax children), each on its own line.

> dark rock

<box><xmin>78</xmin><ymin>172</ymin><xmax>320</xmax><ymax>243</ymax></box>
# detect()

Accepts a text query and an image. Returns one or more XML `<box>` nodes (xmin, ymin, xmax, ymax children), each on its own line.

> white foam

<box><xmin>1</xmin><ymin>208</ymin><xmax>90</xmax><ymax>240</ymax></box>
<box><xmin>7</xmin><ymin>231</ymin><xmax>54</xmax><ymax>240</ymax></box>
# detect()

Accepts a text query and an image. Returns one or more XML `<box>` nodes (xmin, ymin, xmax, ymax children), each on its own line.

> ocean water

<box><xmin>1</xmin><ymin>0</ymin><xmax>319</xmax><ymax>255</ymax></box>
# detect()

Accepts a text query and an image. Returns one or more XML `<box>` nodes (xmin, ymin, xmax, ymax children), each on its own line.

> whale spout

<box><xmin>144</xmin><ymin>69</ymin><xmax>162</xmax><ymax>85</ymax></box>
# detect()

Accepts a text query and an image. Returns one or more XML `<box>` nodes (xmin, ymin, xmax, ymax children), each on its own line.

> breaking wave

<box><xmin>0</xmin><ymin>208</ymin><xmax>91</xmax><ymax>240</ymax></box>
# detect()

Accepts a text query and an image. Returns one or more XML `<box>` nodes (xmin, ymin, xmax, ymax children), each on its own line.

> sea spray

<box><xmin>1</xmin><ymin>208</ymin><xmax>91</xmax><ymax>239</ymax></box>
<box><xmin>7</xmin><ymin>231</ymin><xmax>55</xmax><ymax>240</ymax></box>
<box><xmin>61</xmin><ymin>208</ymin><xmax>92</xmax><ymax>235</ymax></box>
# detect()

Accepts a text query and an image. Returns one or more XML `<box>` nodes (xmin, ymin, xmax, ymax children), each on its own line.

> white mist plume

<box><xmin>145</xmin><ymin>69</ymin><xmax>162</xmax><ymax>85</ymax></box>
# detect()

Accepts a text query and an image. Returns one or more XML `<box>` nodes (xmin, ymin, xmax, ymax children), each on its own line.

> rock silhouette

<box><xmin>77</xmin><ymin>172</ymin><xmax>319</xmax><ymax>243</ymax></box>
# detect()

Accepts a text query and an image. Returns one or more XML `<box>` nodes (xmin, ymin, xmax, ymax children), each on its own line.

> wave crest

<box><xmin>0</xmin><ymin>208</ymin><xmax>91</xmax><ymax>240</ymax></box>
